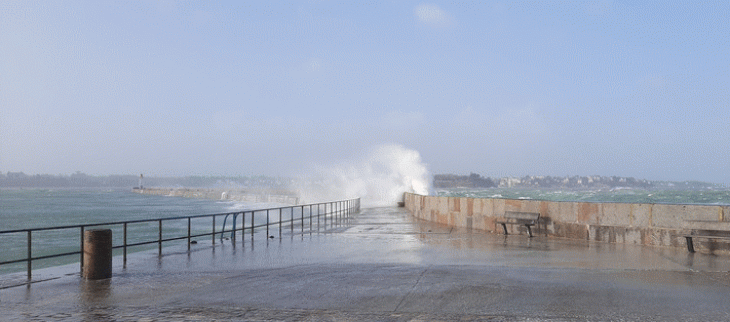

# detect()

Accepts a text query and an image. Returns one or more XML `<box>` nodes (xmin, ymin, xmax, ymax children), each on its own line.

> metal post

<box><xmin>232</xmin><ymin>213</ymin><xmax>237</xmax><ymax>243</ymax></box>
<box><xmin>251</xmin><ymin>211</ymin><xmax>255</xmax><ymax>238</ymax></box>
<box><xmin>266</xmin><ymin>210</ymin><xmax>270</xmax><ymax>237</ymax></box>
<box><xmin>124</xmin><ymin>222</ymin><xmax>128</xmax><ymax>262</ymax></box>
<box><xmin>27</xmin><ymin>231</ymin><xmax>31</xmax><ymax>280</ymax></box>
<box><xmin>158</xmin><ymin>219</ymin><xmax>162</xmax><ymax>256</ymax></box>
<box><xmin>279</xmin><ymin>208</ymin><xmax>282</xmax><ymax>238</ymax></box>
<box><xmin>290</xmin><ymin>207</ymin><xmax>294</xmax><ymax>234</ymax></box>
<box><xmin>187</xmin><ymin>218</ymin><xmax>191</xmax><ymax>250</ymax></box>
<box><xmin>301</xmin><ymin>206</ymin><xmax>304</xmax><ymax>233</ymax></box>
<box><xmin>212</xmin><ymin>216</ymin><xmax>216</xmax><ymax>245</ymax></box>
<box><xmin>80</xmin><ymin>226</ymin><xmax>85</xmax><ymax>273</ymax></box>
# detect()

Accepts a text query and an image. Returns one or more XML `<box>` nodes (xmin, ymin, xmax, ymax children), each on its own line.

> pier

<box><xmin>3</xmin><ymin>205</ymin><xmax>730</xmax><ymax>320</ymax></box>
<box><xmin>133</xmin><ymin>187</ymin><xmax>301</xmax><ymax>204</ymax></box>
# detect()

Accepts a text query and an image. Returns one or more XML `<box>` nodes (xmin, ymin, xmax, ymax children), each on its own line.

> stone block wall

<box><xmin>404</xmin><ymin>193</ymin><xmax>730</xmax><ymax>254</ymax></box>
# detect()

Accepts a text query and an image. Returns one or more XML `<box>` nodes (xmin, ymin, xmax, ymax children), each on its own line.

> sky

<box><xmin>1</xmin><ymin>1</ymin><xmax>728</xmax><ymax>184</ymax></box>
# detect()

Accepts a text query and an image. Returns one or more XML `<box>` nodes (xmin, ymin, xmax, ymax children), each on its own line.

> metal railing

<box><xmin>0</xmin><ymin>198</ymin><xmax>360</xmax><ymax>281</ymax></box>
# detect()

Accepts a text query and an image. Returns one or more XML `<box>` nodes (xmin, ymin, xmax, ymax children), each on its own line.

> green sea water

<box><xmin>435</xmin><ymin>187</ymin><xmax>730</xmax><ymax>205</ymax></box>
<box><xmin>0</xmin><ymin>189</ymin><xmax>269</xmax><ymax>275</ymax></box>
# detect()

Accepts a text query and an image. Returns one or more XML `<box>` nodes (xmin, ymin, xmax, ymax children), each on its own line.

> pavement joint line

<box><xmin>393</xmin><ymin>264</ymin><xmax>431</xmax><ymax>312</ymax></box>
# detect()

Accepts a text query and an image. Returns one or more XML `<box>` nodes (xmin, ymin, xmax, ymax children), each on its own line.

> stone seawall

<box><xmin>405</xmin><ymin>192</ymin><xmax>730</xmax><ymax>254</ymax></box>
<box><xmin>133</xmin><ymin>188</ymin><xmax>299</xmax><ymax>205</ymax></box>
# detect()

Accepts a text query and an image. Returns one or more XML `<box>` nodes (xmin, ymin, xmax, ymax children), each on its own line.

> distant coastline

<box><xmin>0</xmin><ymin>172</ymin><xmax>291</xmax><ymax>190</ymax></box>
<box><xmin>2</xmin><ymin>171</ymin><xmax>724</xmax><ymax>193</ymax></box>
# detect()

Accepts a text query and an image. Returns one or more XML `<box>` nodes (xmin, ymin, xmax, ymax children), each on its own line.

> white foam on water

<box><xmin>295</xmin><ymin>144</ymin><xmax>431</xmax><ymax>207</ymax></box>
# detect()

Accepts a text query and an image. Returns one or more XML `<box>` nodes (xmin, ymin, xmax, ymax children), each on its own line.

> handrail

<box><xmin>0</xmin><ymin>198</ymin><xmax>360</xmax><ymax>281</ymax></box>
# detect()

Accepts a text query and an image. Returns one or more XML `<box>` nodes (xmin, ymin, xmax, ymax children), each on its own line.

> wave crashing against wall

<box><xmin>295</xmin><ymin>144</ymin><xmax>430</xmax><ymax>207</ymax></box>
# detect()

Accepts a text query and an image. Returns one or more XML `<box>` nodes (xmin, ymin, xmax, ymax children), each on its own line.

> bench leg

<box><xmin>501</xmin><ymin>223</ymin><xmax>508</xmax><ymax>235</ymax></box>
<box><xmin>526</xmin><ymin>225</ymin><xmax>533</xmax><ymax>238</ymax></box>
<box><xmin>685</xmin><ymin>236</ymin><xmax>695</xmax><ymax>253</ymax></box>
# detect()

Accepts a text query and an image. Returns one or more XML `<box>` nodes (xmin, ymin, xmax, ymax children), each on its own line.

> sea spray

<box><xmin>295</xmin><ymin>144</ymin><xmax>430</xmax><ymax>207</ymax></box>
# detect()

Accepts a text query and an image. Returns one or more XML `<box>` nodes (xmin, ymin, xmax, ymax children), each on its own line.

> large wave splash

<box><xmin>296</xmin><ymin>144</ymin><xmax>430</xmax><ymax>207</ymax></box>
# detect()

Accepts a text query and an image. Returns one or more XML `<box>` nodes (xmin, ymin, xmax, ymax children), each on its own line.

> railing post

<box><xmin>279</xmin><ymin>208</ymin><xmax>282</xmax><ymax>238</ymax></box>
<box><xmin>301</xmin><ymin>206</ymin><xmax>304</xmax><ymax>233</ymax></box>
<box><xmin>124</xmin><ymin>222</ymin><xmax>128</xmax><ymax>262</ymax></box>
<box><xmin>290</xmin><ymin>207</ymin><xmax>294</xmax><ymax>234</ymax></box>
<box><xmin>187</xmin><ymin>218</ymin><xmax>191</xmax><ymax>251</ymax></box>
<box><xmin>80</xmin><ymin>226</ymin><xmax>85</xmax><ymax>274</ymax></box>
<box><xmin>27</xmin><ymin>230</ymin><xmax>32</xmax><ymax>280</ymax></box>
<box><xmin>158</xmin><ymin>219</ymin><xmax>162</xmax><ymax>256</ymax></box>
<box><xmin>212</xmin><ymin>216</ymin><xmax>216</xmax><ymax>245</ymax></box>
<box><xmin>251</xmin><ymin>211</ymin><xmax>255</xmax><ymax>238</ymax></box>
<box><xmin>266</xmin><ymin>210</ymin><xmax>270</xmax><ymax>238</ymax></box>
<box><xmin>232</xmin><ymin>214</ymin><xmax>237</xmax><ymax>243</ymax></box>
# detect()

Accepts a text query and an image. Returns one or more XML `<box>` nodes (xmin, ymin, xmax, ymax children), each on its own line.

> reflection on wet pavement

<box><xmin>2</xmin><ymin>207</ymin><xmax>730</xmax><ymax>321</ymax></box>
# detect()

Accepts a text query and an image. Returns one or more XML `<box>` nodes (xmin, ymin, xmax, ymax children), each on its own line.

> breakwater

<box><xmin>133</xmin><ymin>188</ymin><xmax>299</xmax><ymax>205</ymax></box>
<box><xmin>405</xmin><ymin>193</ymin><xmax>730</xmax><ymax>254</ymax></box>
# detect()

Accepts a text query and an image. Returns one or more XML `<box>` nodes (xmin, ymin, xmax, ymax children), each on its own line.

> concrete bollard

<box><xmin>83</xmin><ymin>229</ymin><xmax>112</xmax><ymax>280</ymax></box>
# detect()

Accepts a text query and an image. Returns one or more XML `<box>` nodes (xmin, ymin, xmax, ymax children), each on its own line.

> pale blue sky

<box><xmin>1</xmin><ymin>1</ymin><xmax>728</xmax><ymax>184</ymax></box>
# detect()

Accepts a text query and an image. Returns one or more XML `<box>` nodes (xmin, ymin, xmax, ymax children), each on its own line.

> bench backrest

<box><xmin>504</xmin><ymin>211</ymin><xmax>540</xmax><ymax>222</ymax></box>
<box><xmin>682</xmin><ymin>220</ymin><xmax>730</xmax><ymax>231</ymax></box>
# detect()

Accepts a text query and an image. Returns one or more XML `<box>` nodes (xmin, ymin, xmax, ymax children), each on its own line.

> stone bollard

<box><xmin>83</xmin><ymin>229</ymin><xmax>112</xmax><ymax>280</ymax></box>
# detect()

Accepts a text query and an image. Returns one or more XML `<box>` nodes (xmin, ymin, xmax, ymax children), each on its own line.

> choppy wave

<box><xmin>435</xmin><ymin>188</ymin><xmax>730</xmax><ymax>205</ymax></box>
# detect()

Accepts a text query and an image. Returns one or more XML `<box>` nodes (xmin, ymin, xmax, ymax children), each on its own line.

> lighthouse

<box><xmin>139</xmin><ymin>174</ymin><xmax>144</xmax><ymax>190</ymax></box>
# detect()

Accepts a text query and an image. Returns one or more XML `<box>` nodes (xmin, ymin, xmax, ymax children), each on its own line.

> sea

<box><xmin>2</xmin><ymin>187</ymin><xmax>730</xmax><ymax>275</ymax></box>
<box><xmin>435</xmin><ymin>187</ymin><xmax>730</xmax><ymax>205</ymax></box>
<box><xmin>0</xmin><ymin>189</ymin><xmax>275</xmax><ymax>275</ymax></box>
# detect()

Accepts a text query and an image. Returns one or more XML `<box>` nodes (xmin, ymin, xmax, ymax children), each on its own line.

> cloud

<box><xmin>414</xmin><ymin>4</ymin><xmax>454</xmax><ymax>27</ymax></box>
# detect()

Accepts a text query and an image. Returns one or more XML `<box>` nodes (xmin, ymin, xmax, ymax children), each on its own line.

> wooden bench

<box><xmin>496</xmin><ymin>211</ymin><xmax>540</xmax><ymax>237</ymax></box>
<box><xmin>683</xmin><ymin>220</ymin><xmax>730</xmax><ymax>253</ymax></box>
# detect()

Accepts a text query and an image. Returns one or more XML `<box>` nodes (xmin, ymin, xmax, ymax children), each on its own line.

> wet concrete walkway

<box><xmin>3</xmin><ymin>207</ymin><xmax>730</xmax><ymax>321</ymax></box>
